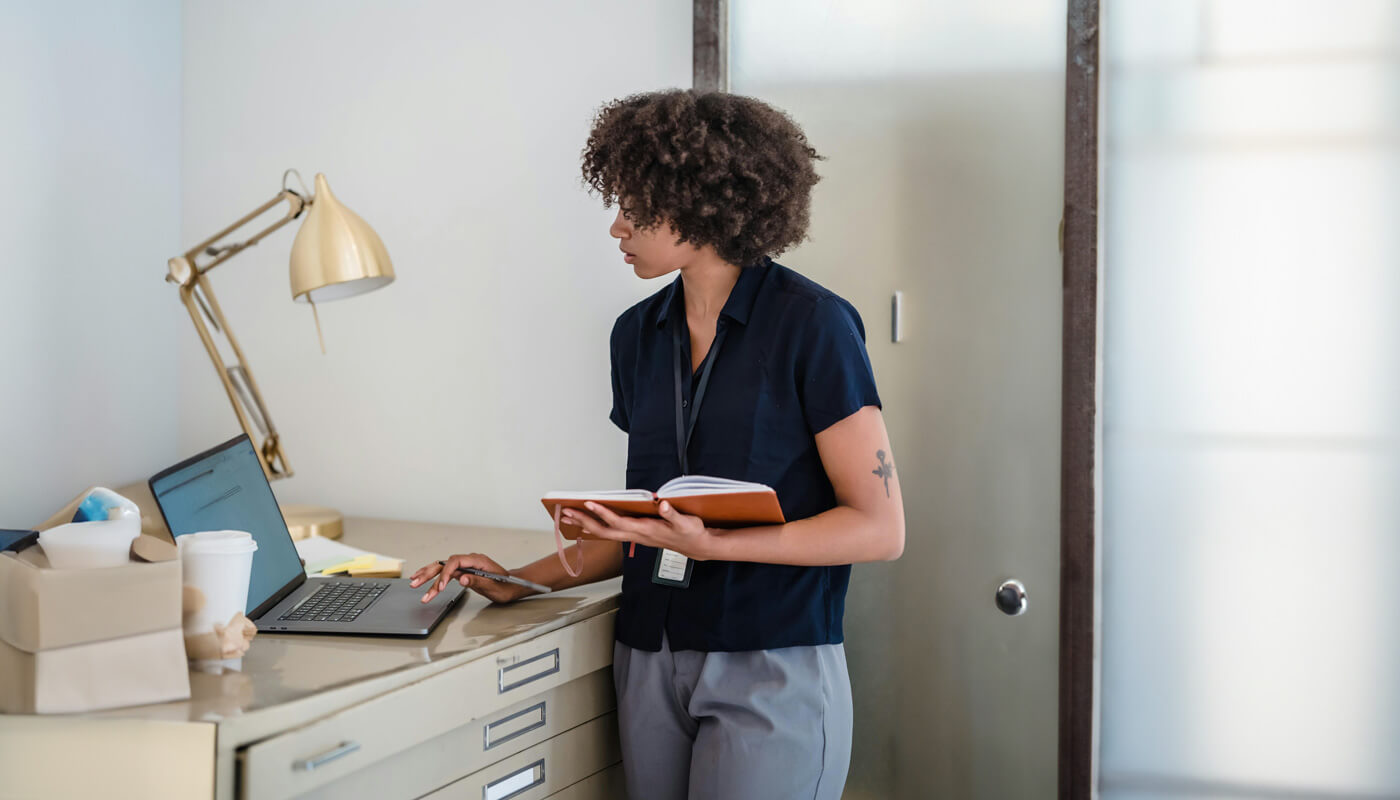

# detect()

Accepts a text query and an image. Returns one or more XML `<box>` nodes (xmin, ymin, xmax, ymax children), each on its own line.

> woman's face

<box><xmin>609</xmin><ymin>208</ymin><xmax>699</xmax><ymax>280</ymax></box>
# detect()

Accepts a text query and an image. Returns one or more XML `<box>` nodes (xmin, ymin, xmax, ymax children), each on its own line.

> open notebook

<box><xmin>542</xmin><ymin>475</ymin><xmax>786</xmax><ymax>541</ymax></box>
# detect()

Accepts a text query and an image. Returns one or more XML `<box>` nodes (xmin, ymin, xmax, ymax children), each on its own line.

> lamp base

<box><xmin>279</xmin><ymin>504</ymin><xmax>343</xmax><ymax>540</ymax></box>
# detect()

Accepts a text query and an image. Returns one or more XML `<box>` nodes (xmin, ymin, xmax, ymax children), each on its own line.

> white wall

<box><xmin>178</xmin><ymin>1</ymin><xmax>691</xmax><ymax>529</ymax></box>
<box><xmin>0</xmin><ymin>0</ymin><xmax>182</xmax><ymax>525</ymax></box>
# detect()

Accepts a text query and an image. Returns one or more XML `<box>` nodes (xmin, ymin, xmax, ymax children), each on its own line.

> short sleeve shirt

<box><xmin>608</xmin><ymin>260</ymin><xmax>882</xmax><ymax>652</ymax></box>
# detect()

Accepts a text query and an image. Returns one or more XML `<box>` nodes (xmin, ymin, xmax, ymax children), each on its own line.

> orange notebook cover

<box><xmin>542</xmin><ymin>476</ymin><xmax>785</xmax><ymax>540</ymax></box>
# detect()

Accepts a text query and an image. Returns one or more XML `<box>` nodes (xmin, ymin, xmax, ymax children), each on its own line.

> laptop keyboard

<box><xmin>279</xmin><ymin>581</ymin><xmax>386</xmax><ymax>623</ymax></box>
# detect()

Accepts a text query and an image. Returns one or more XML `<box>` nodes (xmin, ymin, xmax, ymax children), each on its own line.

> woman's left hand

<box><xmin>562</xmin><ymin>501</ymin><xmax>720</xmax><ymax>561</ymax></box>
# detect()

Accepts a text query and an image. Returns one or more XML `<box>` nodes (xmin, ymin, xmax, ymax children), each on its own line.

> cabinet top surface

<box><xmin>60</xmin><ymin>517</ymin><xmax>619</xmax><ymax>735</ymax></box>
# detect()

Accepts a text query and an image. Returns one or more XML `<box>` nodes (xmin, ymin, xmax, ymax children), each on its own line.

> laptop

<box><xmin>149</xmin><ymin>435</ymin><xmax>464</xmax><ymax>637</ymax></box>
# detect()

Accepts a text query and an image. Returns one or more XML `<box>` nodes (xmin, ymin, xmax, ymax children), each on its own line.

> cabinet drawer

<box><xmin>301</xmin><ymin>669</ymin><xmax>615</xmax><ymax>800</ymax></box>
<box><xmin>546</xmin><ymin>763</ymin><xmax>626</xmax><ymax>800</ymax></box>
<box><xmin>239</xmin><ymin>611</ymin><xmax>615</xmax><ymax>799</ymax></box>
<box><xmin>422</xmin><ymin>712</ymin><xmax>620</xmax><ymax>800</ymax></box>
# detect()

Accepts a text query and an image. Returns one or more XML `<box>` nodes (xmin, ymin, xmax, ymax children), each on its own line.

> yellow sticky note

<box><xmin>319</xmin><ymin>554</ymin><xmax>375</xmax><ymax>575</ymax></box>
<box><xmin>348</xmin><ymin>558</ymin><xmax>404</xmax><ymax>578</ymax></box>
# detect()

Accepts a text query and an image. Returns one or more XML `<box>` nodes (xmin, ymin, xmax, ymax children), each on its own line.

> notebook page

<box><xmin>543</xmin><ymin>489</ymin><xmax>655</xmax><ymax>501</ymax></box>
<box><xmin>657</xmin><ymin>476</ymin><xmax>774</xmax><ymax>497</ymax></box>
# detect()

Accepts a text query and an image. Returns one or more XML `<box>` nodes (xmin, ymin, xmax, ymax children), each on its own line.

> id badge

<box><xmin>651</xmin><ymin>548</ymin><xmax>693</xmax><ymax>588</ymax></box>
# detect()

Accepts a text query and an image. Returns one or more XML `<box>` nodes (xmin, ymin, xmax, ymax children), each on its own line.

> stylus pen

<box><xmin>437</xmin><ymin>561</ymin><xmax>552</xmax><ymax>594</ymax></box>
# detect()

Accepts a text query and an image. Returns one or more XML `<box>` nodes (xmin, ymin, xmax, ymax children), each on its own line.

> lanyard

<box><xmin>672</xmin><ymin>315</ymin><xmax>727</xmax><ymax>475</ymax></box>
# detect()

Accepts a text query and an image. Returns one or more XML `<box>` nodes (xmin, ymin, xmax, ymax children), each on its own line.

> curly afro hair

<box><xmin>581</xmin><ymin>89</ymin><xmax>821</xmax><ymax>267</ymax></box>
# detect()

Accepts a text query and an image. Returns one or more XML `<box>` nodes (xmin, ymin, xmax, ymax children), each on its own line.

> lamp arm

<box><xmin>184</xmin><ymin>189</ymin><xmax>308</xmax><ymax>276</ymax></box>
<box><xmin>167</xmin><ymin>187</ymin><xmax>310</xmax><ymax>482</ymax></box>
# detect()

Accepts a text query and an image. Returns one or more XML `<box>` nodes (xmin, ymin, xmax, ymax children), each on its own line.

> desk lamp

<box><xmin>165</xmin><ymin>171</ymin><xmax>393</xmax><ymax>539</ymax></box>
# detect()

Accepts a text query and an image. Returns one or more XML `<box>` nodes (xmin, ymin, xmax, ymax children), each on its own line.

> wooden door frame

<box><xmin>692</xmin><ymin>1</ymin><xmax>1101</xmax><ymax>796</ymax></box>
<box><xmin>1059</xmin><ymin>0</ymin><xmax>1099</xmax><ymax>797</ymax></box>
<box><xmin>693</xmin><ymin>0</ymin><xmax>727</xmax><ymax>92</ymax></box>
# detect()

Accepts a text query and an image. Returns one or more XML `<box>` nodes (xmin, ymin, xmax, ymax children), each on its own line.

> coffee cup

<box><xmin>177</xmin><ymin>530</ymin><xmax>258</xmax><ymax>638</ymax></box>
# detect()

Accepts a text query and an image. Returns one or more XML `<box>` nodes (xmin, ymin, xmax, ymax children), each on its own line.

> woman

<box><xmin>413</xmin><ymin>89</ymin><xmax>904</xmax><ymax>799</ymax></box>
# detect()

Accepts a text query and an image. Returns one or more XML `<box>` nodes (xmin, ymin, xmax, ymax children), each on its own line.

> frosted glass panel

<box><xmin>734</xmin><ymin>2</ymin><xmax>1065</xmax><ymax>797</ymax></box>
<box><xmin>1102</xmin><ymin>445</ymin><xmax>1400</xmax><ymax>787</ymax></box>
<box><xmin>1206</xmin><ymin>0</ymin><xmax>1400</xmax><ymax>58</ymax></box>
<box><xmin>732</xmin><ymin>0</ymin><xmax>1061</xmax><ymax>82</ymax></box>
<box><xmin>1102</xmin><ymin>1</ymin><xmax>1400</xmax><ymax>796</ymax></box>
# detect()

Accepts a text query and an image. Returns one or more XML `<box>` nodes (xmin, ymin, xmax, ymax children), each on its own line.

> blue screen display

<box><xmin>151</xmin><ymin>438</ymin><xmax>302</xmax><ymax>614</ymax></box>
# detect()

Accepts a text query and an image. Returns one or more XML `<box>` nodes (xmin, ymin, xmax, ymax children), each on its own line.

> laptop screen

<box><xmin>150</xmin><ymin>436</ymin><xmax>303</xmax><ymax>616</ymax></box>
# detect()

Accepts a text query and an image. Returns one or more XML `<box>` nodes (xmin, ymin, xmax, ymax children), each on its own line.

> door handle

<box><xmin>996</xmin><ymin>579</ymin><xmax>1028</xmax><ymax>616</ymax></box>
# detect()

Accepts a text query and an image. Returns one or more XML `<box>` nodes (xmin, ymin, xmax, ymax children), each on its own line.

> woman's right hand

<box><xmin>410</xmin><ymin>553</ymin><xmax>529</xmax><ymax>605</ymax></box>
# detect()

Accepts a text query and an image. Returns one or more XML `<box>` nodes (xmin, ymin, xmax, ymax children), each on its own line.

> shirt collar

<box><xmin>656</xmin><ymin>258</ymin><xmax>770</xmax><ymax>330</ymax></box>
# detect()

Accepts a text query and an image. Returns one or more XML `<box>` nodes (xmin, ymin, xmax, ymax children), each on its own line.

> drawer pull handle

<box><xmin>498</xmin><ymin>648</ymin><xmax>560</xmax><ymax>694</ymax></box>
<box><xmin>292</xmin><ymin>740</ymin><xmax>361</xmax><ymax>772</ymax></box>
<box><xmin>485</xmin><ymin>701</ymin><xmax>548</xmax><ymax>750</ymax></box>
<box><xmin>483</xmin><ymin>758</ymin><xmax>545</xmax><ymax>800</ymax></box>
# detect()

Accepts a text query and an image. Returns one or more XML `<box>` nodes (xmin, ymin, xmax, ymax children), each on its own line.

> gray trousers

<box><xmin>612</xmin><ymin>633</ymin><xmax>853</xmax><ymax>800</ymax></box>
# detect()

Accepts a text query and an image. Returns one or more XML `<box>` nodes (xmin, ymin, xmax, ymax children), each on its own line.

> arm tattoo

<box><xmin>872</xmin><ymin>450</ymin><xmax>895</xmax><ymax>498</ymax></box>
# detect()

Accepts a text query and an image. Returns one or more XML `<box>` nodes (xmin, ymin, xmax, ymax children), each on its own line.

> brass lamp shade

<box><xmin>290</xmin><ymin>173</ymin><xmax>394</xmax><ymax>302</ymax></box>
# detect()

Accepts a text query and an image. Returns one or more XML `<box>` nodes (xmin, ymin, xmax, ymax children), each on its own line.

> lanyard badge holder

<box><xmin>653</xmin><ymin>316</ymin><xmax>728</xmax><ymax>589</ymax></box>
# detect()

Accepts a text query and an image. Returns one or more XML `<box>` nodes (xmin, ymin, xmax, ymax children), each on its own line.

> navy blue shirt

<box><xmin>609</xmin><ymin>260</ymin><xmax>882</xmax><ymax>652</ymax></box>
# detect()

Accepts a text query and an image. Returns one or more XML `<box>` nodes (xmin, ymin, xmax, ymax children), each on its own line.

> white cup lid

<box><xmin>177</xmin><ymin>530</ymin><xmax>258</xmax><ymax>555</ymax></box>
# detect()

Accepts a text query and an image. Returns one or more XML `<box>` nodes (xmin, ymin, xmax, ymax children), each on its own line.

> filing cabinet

<box><xmin>422</xmin><ymin>713</ymin><xmax>620</xmax><ymax>800</ymax></box>
<box><xmin>545</xmin><ymin>764</ymin><xmax>626</xmax><ymax>800</ymax></box>
<box><xmin>238</xmin><ymin>611</ymin><xmax>622</xmax><ymax>799</ymax></box>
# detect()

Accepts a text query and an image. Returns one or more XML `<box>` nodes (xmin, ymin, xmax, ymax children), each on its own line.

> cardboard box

<box><xmin>0</xmin><ymin>543</ymin><xmax>183</xmax><ymax>653</ymax></box>
<box><xmin>0</xmin><ymin>627</ymin><xmax>191</xmax><ymax>714</ymax></box>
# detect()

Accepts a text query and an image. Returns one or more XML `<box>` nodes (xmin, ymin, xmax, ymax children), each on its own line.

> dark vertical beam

<box><xmin>1060</xmin><ymin>0</ymin><xmax>1100</xmax><ymax>799</ymax></box>
<box><xmin>693</xmin><ymin>0</ymin><xmax>728</xmax><ymax>92</ymax></box>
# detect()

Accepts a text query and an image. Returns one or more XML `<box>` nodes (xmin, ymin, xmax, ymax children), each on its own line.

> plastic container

<box><xmin>73</xmin><ymin>487</ymin><xmax>141</xmax><ymax>524</ymax></box>
<box><xmin>177</xmin><ymin>530</ymin><xmax>258</xmax><ymax>637</ymax></box>
<box><xmin>37</xmin><ymin>515</ymin><xmax>141</xmax><ymax>569</ymax></box>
